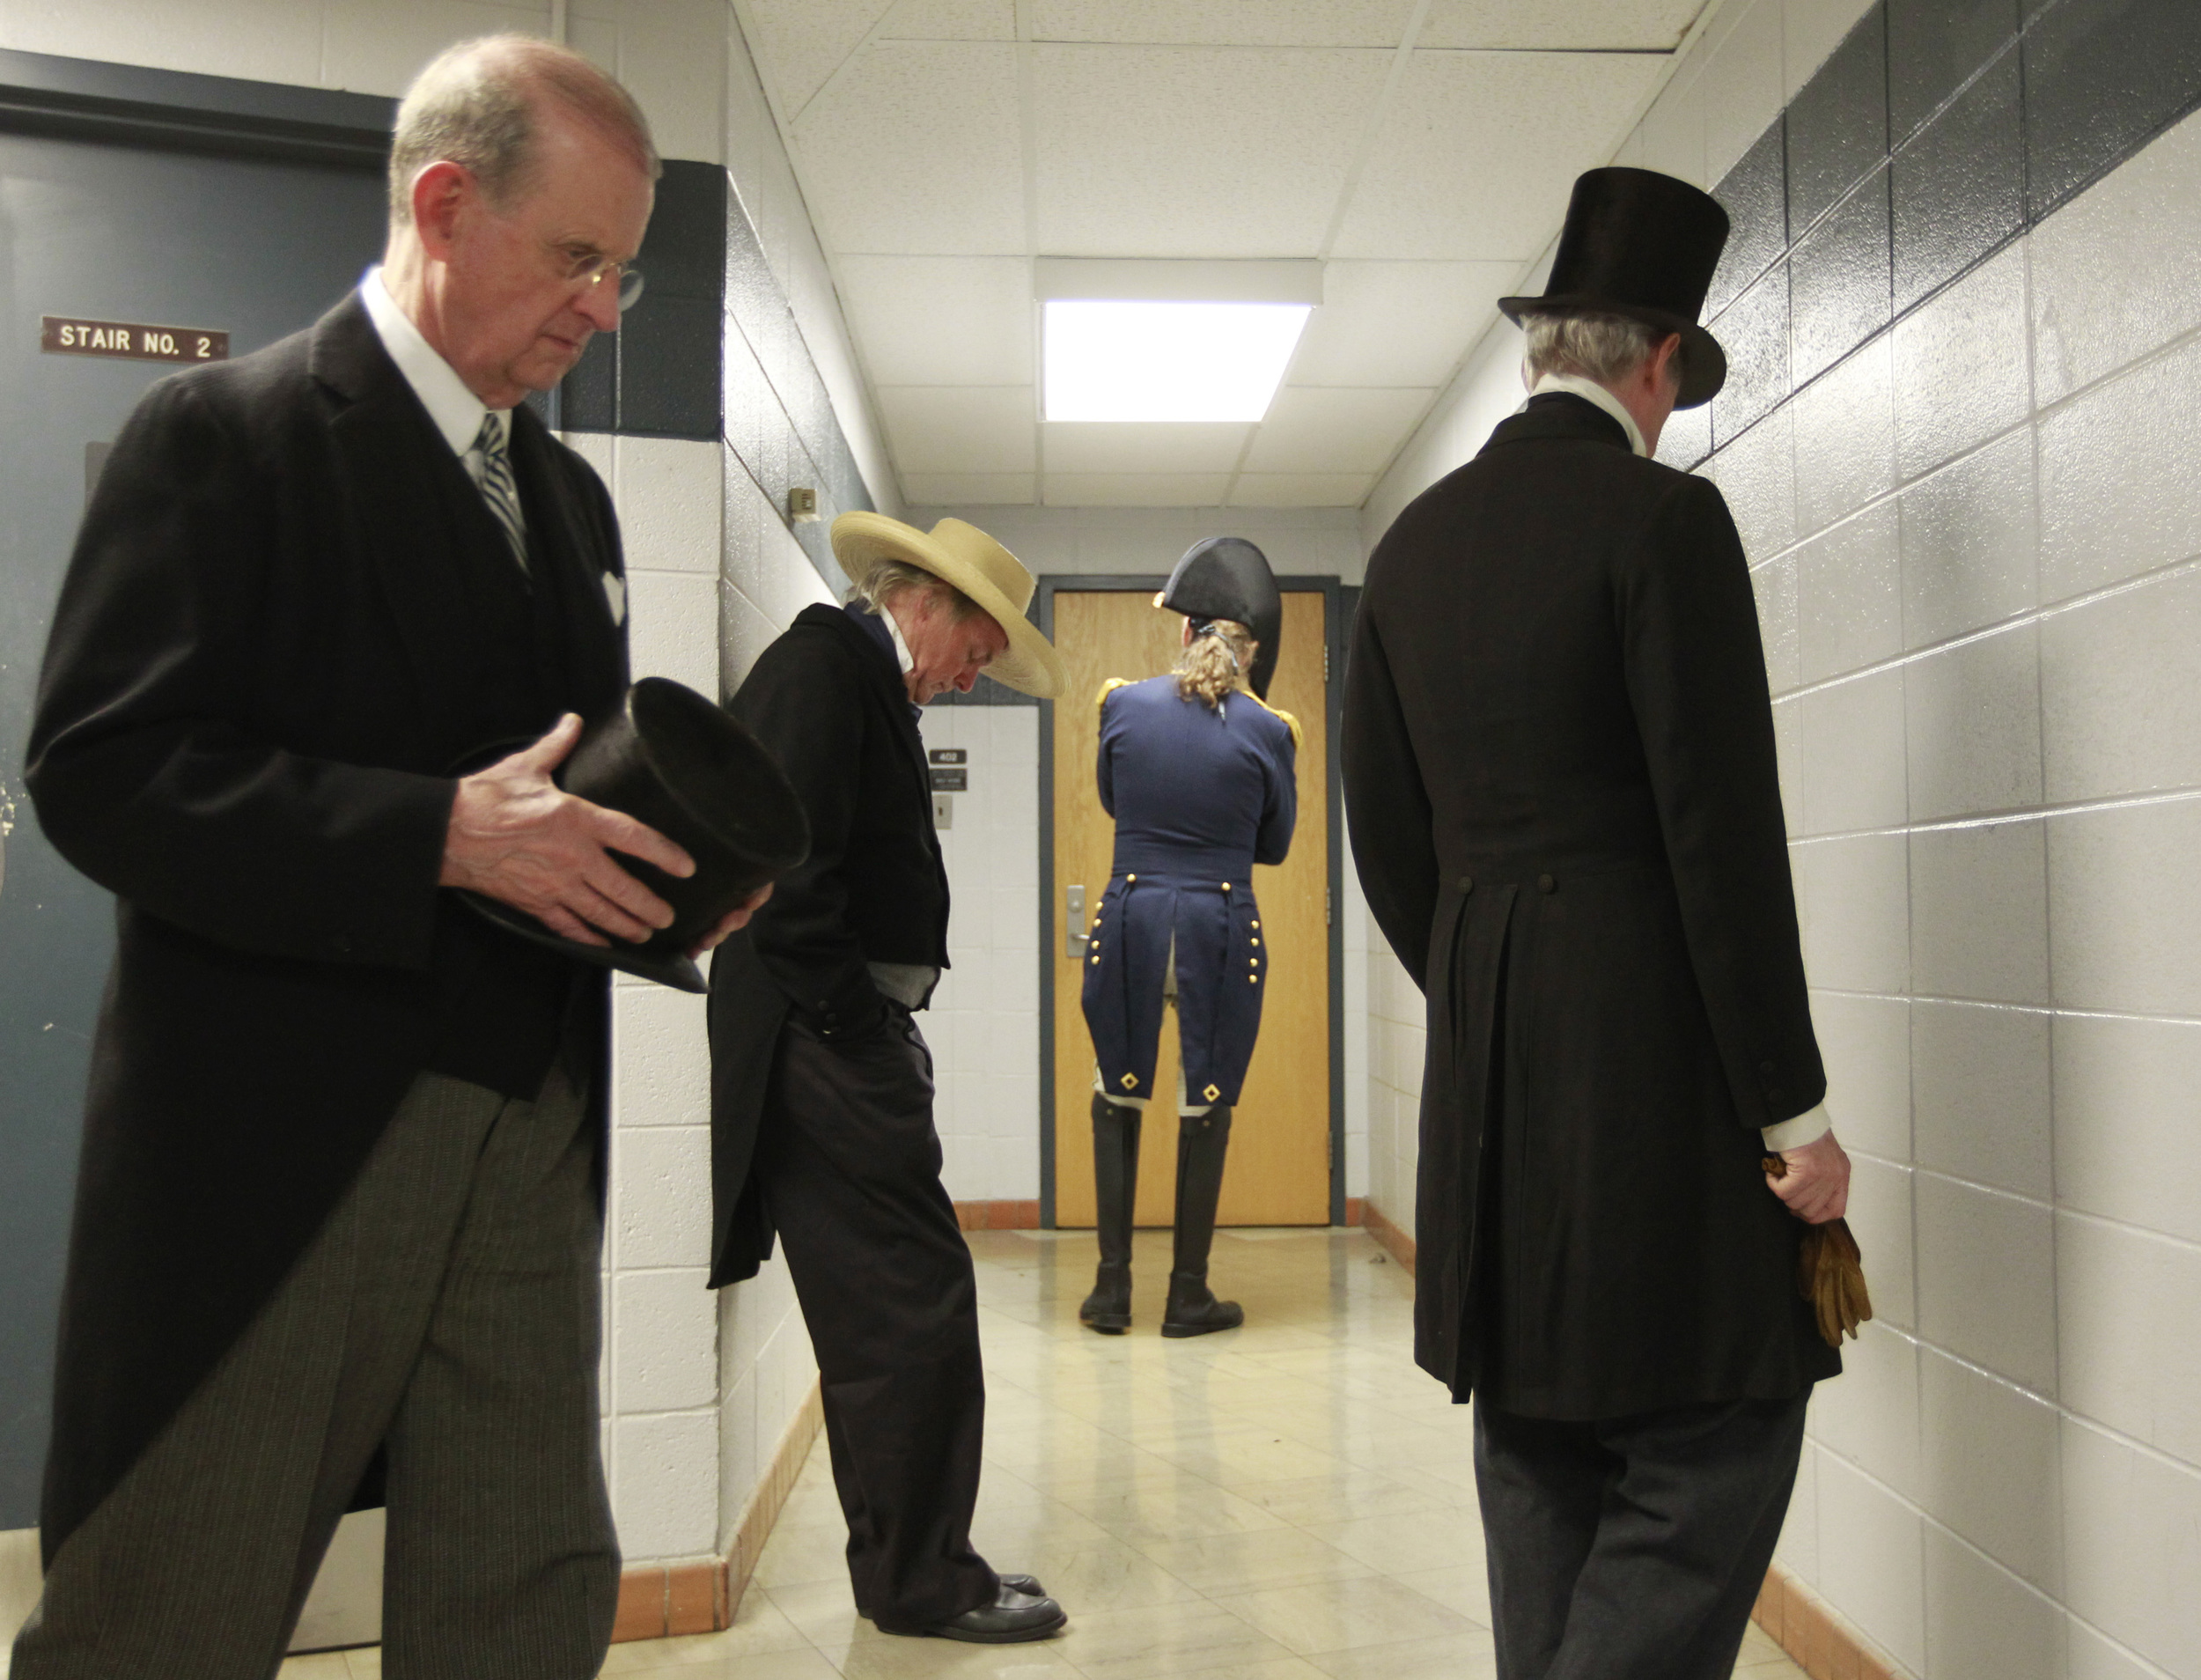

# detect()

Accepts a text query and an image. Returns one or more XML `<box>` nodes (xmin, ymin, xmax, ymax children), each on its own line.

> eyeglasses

<box><xmin>561</xmin><ymin>247</ymin><xmax>645</xmax><ymax>312</ymax></box>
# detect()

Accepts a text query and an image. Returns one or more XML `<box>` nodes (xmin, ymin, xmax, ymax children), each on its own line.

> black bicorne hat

<box><xmin>1159</xmin><ymin>537</ymin><xmax>1284</xmax><ymax>699</ymax></box>
<box><xmin>1498</xmin><ymin>166</ymin><xmax>1732</xmax><ymax>409</ymax></box>
<box><xmin>460</xmin><ymin>678</ymin><xmax>812</xmax><ymax>993</ymax></box>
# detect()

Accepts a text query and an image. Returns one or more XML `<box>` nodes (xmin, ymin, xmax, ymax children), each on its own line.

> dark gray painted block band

<box><xmin>1698</xmin><ymin>0</ymin><xmax>2201</xmax><ymax>469</ymax></box>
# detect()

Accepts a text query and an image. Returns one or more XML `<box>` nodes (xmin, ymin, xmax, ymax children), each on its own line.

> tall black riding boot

<box><xmin>1080</xmin><ymin>1094</ymin><xmax>1142</xmax><ymax>1332</ymax></box>
<box><xmin>1162</xmin><ymin>1105</ymin><xmax>1243</xmax><ymax>1337</ymax></box>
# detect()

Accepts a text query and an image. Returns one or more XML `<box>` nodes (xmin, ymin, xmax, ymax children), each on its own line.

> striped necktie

<box><xmin>470</xmin><ymin>412</ymin><xmax>528</xmax><ymax>572</ymax></box>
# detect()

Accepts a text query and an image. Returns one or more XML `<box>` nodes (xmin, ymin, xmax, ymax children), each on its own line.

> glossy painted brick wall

<box><xmin>1362</xmin><ymin>2</ymin><xmax>2201</xmax><ymax>1676</ymax></box>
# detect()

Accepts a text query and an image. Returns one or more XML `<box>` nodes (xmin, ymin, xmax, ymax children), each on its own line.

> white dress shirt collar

<box><xmin>359</xmin><ymin>265</ymin><xmax>505</xmax><ymax>458</ymax></box>
<box><xmin>881</xmin><ymin>601</ymin><xmax>916</xmax><ymax>675</ymax></box>
<box><xmin>1526</xmin><ymin>372</ymin><xmax>1649</xmax><ymax>459</ymax></box>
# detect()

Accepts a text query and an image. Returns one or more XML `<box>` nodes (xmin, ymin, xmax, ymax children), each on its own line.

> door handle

<box><xmin>1064</xmin><ymin>884</ymin><xmax>1086</xmax><ymax>959</ymax></box>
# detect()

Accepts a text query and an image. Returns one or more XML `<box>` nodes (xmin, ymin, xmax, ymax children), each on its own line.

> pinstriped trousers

<box><xmin>10</xmin><ymin>1066</ymin><xmax>619</xmax><ymax>1680</ymax></box>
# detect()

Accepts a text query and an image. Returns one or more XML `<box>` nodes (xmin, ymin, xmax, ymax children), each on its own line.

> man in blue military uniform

<box><xmin>1079</xmin><ymin>539</ymin><xmax>1299</xmax><ymax>1337</ymax></box>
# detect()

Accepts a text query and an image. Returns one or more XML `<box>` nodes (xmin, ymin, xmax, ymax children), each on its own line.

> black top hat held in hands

<box><xmin>1498</xmin><ymin>166</ymin><xmax>1733</xmax><ymax>409</ymax></box>
<box><xmin>462</xmin><ymin>678</ymin><xmax>812</xmax><ymax>993</ymax></box>
<box><xmin>1159</xmin><ymin>537</ymin><xmax>1285</xmax><ymax>699</ymax></box>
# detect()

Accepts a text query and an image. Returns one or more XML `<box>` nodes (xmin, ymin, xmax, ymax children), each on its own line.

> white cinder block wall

<box><xmin>1358</xmin><ymin>2</ymin><xmax>2201</xmax><ymax>1677</ymax></box>
<box><xmin>0</xmin><ymin>0</ymin><xmax>899</xmax><ymax>1580</ymax></box>
<box><xmin>921</xmin><ymin>706</ymin><xmax>1043</xmax><ymax>1207</ymax></box>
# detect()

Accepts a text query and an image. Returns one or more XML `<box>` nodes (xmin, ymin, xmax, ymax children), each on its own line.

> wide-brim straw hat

<box><xmin>830</xmin><ymin>513</ymin><xmax>1067</xmax><ymax>698</ymax></box>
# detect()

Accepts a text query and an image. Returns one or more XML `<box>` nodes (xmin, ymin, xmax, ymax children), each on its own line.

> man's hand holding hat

<box><xmin>440</xmin><ymin>712</ymin><xmax>767</xmax><ymax>954</ymax></box>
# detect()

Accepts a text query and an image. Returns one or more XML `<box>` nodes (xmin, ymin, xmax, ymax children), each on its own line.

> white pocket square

<box><xmin>602</xmin><ymin>571</ymin><xmax>627</xmax><ymax>625</ymax></box>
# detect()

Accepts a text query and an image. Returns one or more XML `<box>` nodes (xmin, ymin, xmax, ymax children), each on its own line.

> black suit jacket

<box><xmin>1343</xmin><ymin>393</ymin><xmax>1837</xmax><ymax>1418</ymax></box>
<box><xmin>705</xmin><ymin>604</ymin><xmax>947</xmax><ymax>1285</ymax></box>
<box><xmin>25</xmin><ymin>293</ymin><xmax>628</xmax><ymax>1558</ymax></box>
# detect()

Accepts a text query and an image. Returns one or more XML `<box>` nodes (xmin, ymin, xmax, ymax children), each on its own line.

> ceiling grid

<box><xmin>744</xmin><ymin>0</ymin><xmax>1711</xmax><ymax>510</ymax></box>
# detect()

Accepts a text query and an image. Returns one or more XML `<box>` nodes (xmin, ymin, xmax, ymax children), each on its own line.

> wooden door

<box><xmin>1051</xmin><ymin>590</ymin><xmax>1329</xmax><ymax>1227</ymax></box>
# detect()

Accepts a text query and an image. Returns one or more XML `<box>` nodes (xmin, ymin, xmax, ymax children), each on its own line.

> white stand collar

<box><xmin>1524</xmin><ymin>372</ymin><xmax>1649</xmax><ymax>458</ymax></box>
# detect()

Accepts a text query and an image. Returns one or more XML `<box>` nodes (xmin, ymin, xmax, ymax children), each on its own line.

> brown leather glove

<box><xmin>1763</xmin><ymin>1154</ymin><xmax>1873</xmax><ymax>1347</ymax></box>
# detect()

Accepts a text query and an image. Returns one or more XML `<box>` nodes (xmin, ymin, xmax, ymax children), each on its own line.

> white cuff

<box><xmin>1761</xmin><ymin>1102</ymin><xmax>1831</xmax><ymax>1153</ymax></box>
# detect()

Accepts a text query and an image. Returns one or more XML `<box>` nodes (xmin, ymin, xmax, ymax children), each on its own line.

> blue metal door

<box><xmin>0</xmin><ymin>122</ymin><xmax>385</xmax><ymax>1527</ymax></box>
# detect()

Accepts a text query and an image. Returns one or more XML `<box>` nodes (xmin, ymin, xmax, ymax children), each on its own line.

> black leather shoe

<box><xmin>1161</xmin><ymin>1271</ymin><xmax>1244</xmax><ymax>1337</ymax></box>
<box><xmin>859</xmin><ymin>1573</ymin><xmax>1047</xmax><ymax>1622</ymax></box>
<box><xmin>885</xmin><ymin>1585</ymin><xmax>1066</xmax><ymax>1643</ymax></box>
<box><xmin>1080</xmin><ymin>1262</ymin><xmax>1131</xmax><ymax>1332</ymax></box>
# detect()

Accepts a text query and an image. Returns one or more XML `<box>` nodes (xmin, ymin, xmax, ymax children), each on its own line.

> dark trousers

<box><xmin>11</xmin><ymin>1069</ymin><xmax>615</xmax><ymax>1680</ymax></box>
<box><xmin>756</xmin><ymin>1008</ymin><xmax>997</xmax><ymax>1630</ymax></box>
<box><xmin>1473</xmin><ymin>1392</ymin><xmax>1808</xmax><ymax>1680</ymax></box>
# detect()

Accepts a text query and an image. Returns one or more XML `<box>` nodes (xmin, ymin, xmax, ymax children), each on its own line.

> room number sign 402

<box><xmin>42</xmin><ymin>316</ymin><xmax>230</xmax><ymax>365</ymax></box>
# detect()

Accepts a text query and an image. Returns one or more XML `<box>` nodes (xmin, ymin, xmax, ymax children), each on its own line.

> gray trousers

<box><xmin>1474</xmin><ymin>1393</ymin><xmax>1808</xmax><ymax>1680</ymax></box>
<box><xmin>11</xmin><ymin>1066</ymin><xmax>618</xmax><ymax>1680</ymax></box>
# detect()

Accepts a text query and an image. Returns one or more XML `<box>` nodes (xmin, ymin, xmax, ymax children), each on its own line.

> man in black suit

<box><xmin>708</xmin><ymin>514</ymin><xmax>1069</xmax><ymax>1643</ymax></box>
<box><xmin>1344</xmin><ymin>169</ymin><xmax>1852</xmax><ymax>1680</ymax></box>
<box><xmin>16</xmin><ymin>37</ymin><xmax>757</xmax><ymax>1679</ymax></box>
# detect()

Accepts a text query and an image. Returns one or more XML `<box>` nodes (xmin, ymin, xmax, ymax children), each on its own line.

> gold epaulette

<box><xmin>1248</xmin><ymin>691</ymin><xmax>1303</xmax><ymax>750</ymax></box>
<box><xmin>1094</xmin><ymin>676</ymin><xmax>1132</xmax><ymax>716</ymax></box>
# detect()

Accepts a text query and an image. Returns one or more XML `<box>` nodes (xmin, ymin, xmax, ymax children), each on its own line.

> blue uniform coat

<box><xmin>1081</xmin><ymin>675</ymin><xmax>1298</xmax><ymax>1107</ymax></box>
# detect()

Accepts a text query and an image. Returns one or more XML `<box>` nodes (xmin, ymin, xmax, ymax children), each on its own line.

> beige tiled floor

<box><xmin>267</xmin><ymin>1228</ymin><xmax>1804</xmax><ymax>1680</ymax></box>
<box><xmin>516</xmin><ymin>1227</ymin><xmax>1797</xmax><ymax>1680</ymax></box>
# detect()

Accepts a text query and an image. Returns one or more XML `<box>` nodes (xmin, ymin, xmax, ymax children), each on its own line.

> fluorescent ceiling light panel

<box><xmin>1044</xmin><ymin>300</ymin><xmax>1313</xmax><ymax>422</ymax></box>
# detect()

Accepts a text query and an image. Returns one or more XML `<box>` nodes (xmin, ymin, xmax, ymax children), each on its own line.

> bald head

<box><xmin>388</xmin><ymin>34</ymin><xmax>659</xmax><ymax>228</ymax></box>
<box><xmin>378</xmin><ymin>34</ymin><xmax>659</xmax><ymax>410</ymax></box>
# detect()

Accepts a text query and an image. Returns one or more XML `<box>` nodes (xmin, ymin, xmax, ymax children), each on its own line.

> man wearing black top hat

<box><xmin>707</xmin><ymin>514</ymin><xmax>1070</xmax><ymax>1644</ymax></box>
<box><xmin>1343</xmin><ymin>167</ymin><xmax>1854</xmax><ymax>1678</ymax></box>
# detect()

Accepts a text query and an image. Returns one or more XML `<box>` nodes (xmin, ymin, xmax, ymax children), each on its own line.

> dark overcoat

<box><xmin>24</xmin><ymin>294</ymin><xmax>628</xmax><ymax>1560</ymax></box>
<box><xmin>1343</xmin><ymin>392</ymin><xmax>1839</xmax><ymax>1419</ymax></box>
<box><xmin>1081</xmin><ymin>675</ymin><xmax>1297</xmax><ymax>1106</ymax></box>
<box><xmin>705</xmin><ymin>605</ymin><xmax>949</xmax><ymax>1286</ymax></box>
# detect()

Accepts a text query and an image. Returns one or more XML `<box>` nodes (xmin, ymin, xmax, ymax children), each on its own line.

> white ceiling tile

<box><xmin>1229</xmin><ymin>473</ymin><xmax>1376</xmax><ymax>506</ymax></box>
<box><xmin>878</xmin><ymin>387</ymin><xmax>1036</xmax><ymax>472</ymax></box>
<box><xmin>1030</xmin><ymin>1</ymin><xmax>1413</xmax><ymax>47</ymax></box>
<box><xmin>1288</xmin><ymin>263</ymin><xmax>1512</xmax><ymax>387</ymax></box>
<box><xmin>1043</xmin><ymin>424</ymin><xmax>1252</xmax><ymax>474</ymax></box>
<box><xmin>1032</xmin><ymin>44</ymin><xmax>1392</xmax><ymax>256</ymax></box>
<box><xmin>838</xmin><ymin>256</ymin><xmax>1034</xmax><ymax>385</ymax></box>
<box><xmin>742</xmin><ymin>0</ymin><xmax>893</xmax><ymax>114</ymax></box>
<box><xmin>1331</xmin><ymin>50</ymin><xmax>1667</xmax><ymax>260</ymax></box>
<box><xmin>899</xmin><ymin>473</ymin><xmax>1037</xmax><ymax>503</ymax></box>
<box><xmin>1243</xmin><ymin>387</ymin><xmax>1432</xmax><ymax>473</ymax></box>
<box><xmin>1045</xmin><ymin>474</ymin><xmax>1233</xmax><ymax>505</ymax></box>
<box><xmin>883</xmin><ymin>0</ymin><xmax>1016</xmax><ymax>40</ymax></box>
<box><xmin>1418</xmin><ymin>0</ymin><xmax>1704</xmax><ymax>50</ymax></box>
<box><xmin>793</xmin><ymin>41</ymin><xmax>1026</xmax><ymax>254</ymax></box>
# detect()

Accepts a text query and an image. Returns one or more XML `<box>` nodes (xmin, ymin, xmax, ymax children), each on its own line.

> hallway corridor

<box><xmin>277</xmin><ymin>1228</ymin><xmax>1807</xmax><ymax>1680</ymax></box>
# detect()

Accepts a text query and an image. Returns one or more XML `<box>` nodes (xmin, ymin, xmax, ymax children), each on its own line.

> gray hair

<box><xmin>1521</xmin><ymin>310</ymin><xmax>1667</xmax><ymax>387</ymax></box>
<box><xmin>846</xmin><ymin>560</ymin><xmax>986</xmax><ymax>624</ymax></box>
<box><xmin>388</xmin><ymin>34</ymin><xmax>660</xmax><ymax>225</ymax></box>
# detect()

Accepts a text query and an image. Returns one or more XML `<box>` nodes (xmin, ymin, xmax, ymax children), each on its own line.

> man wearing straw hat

<box><xmin>1345</xmin><ymin>168</ymin><xmax>1853</xmax><ymax>1678</ymax></box>
<box><xmin>707</xmin><ymin>515</ymin><xmax>1069</xmax><ymax>1643</ymax></box>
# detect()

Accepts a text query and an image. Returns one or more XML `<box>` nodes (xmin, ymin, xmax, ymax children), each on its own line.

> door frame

<box><xmin>1034</xmin><ymin>573</ymin><xmax>1349</xmax><ymax>1228</ymax></box>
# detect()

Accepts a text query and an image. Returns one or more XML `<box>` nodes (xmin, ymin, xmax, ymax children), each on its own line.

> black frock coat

<box><xmin>24</xmin><ymin>294</ymin><xmax>628</xmax><ymax>1560</ymax></box>
<box><xmin>705</xmin><ymin>605</ymin><xmax>950</xmax><ymax>1286</ymax></box>
<box><xmin>1081</xmin><ymin>675</ymin><xmax>1297</xmax><ymax>1106</ymax></box>
<box><xmin>1343</xmin><ymin>393</ymin><xmax>1839</xmax><ymax>1419</ymax></box>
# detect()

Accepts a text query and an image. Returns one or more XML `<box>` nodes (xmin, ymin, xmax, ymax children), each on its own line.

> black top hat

<box><xmin>1498</xmin><ymin>166</ymin><xmax>1732</xmax><ymax>409</ymax></box>
<box><xmin>1159</xmin><ymin>537</ymin><xmax>1285</xmax><ymax>699</ymax></box>
<box><xmin>460</xmin><ymin>678</ymin><xmax>812</xmax><ymax>993</ymax></box>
